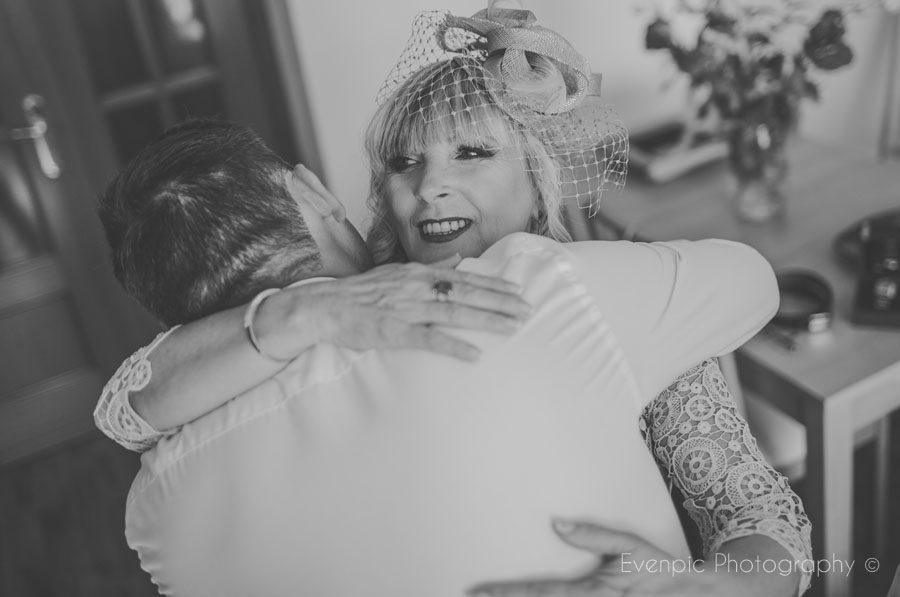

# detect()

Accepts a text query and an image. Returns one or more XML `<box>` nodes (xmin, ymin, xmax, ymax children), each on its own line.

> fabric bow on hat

<box><xmin>439</xmin><ymin>7</ymin><xmax>595</xmax><ymax>115</ymax></box>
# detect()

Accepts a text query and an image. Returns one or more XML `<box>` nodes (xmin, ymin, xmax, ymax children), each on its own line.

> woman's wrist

<box><xmin>252</xmin><ymin>283</ymin><xmax>327</xmax><ymax>360</ymax></box>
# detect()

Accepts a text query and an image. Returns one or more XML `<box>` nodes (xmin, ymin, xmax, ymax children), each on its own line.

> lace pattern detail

<box><xmin>641</xmin><ymin>359</ymin><xmax>813</xmax><ymax>595</ymax></box>
<box><xmin>94</xmin><ymin>327</ymin><xmax>180</xmax><ymax>452</ymax></box>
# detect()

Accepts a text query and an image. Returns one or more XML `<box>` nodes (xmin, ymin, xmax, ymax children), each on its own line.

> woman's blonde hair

<box><xmin>364</xmin><ymin>57</ymin><xmax>572</xmax><ymax>265</ymax></box>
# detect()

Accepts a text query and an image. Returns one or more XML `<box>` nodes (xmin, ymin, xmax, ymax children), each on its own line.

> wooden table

<box><xmin>576</xmin><ymin>140</ymin><xmax>900</xmax><ymax>597</ymax></box>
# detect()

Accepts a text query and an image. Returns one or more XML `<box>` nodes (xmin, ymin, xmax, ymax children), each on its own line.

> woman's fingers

<box><xmin>442</xmin><ymin>268</ymin><xmax>523</xmax><ymax>295</ymax></box>
<box><xmin>437</xmin><ymin>282</ymin><xmax>532</xmax><ymax>320</ymax></box>
<box><xmin>399</xmin><ymin>325</ymin><xmax>481</xmax><ymax>362</ymax></box>
<box><xmin>398</xmin><ymin>301</ymin><xmax>524</xmax><ymax>334</ymax></box>
<box><xmin>404</xmin><ymin>267</ymin><xmax>530</xmax><ymax>319</ymax></box>
<box><xmin>357</xmin><ymin>260</ymin><xmax>523</xmax><ymax>296</ymax></box>
<box><xmin>354</xmin><ymin>270</ymin><xmax>530</xmax><ymax>322</ymax></box>
<box><xmin>295</xmin><ymin>164</ymin><xmax>346</xmax><ymax>222</ymax></box>
<box><xmin>424</xmin><ymin>257</ymin><xmax>523</xmax><ymax>295</ymax></box>
<box><xmin>551</xmin><ymin>520</ymin><xmax>642</xmax><ymax>556</ymax></box>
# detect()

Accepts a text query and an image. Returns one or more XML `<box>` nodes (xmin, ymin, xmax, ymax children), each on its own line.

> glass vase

<box><xmin>727</xmin><ymin>122</ymin><xmax>789</xmax><ymax>223</ymax></box>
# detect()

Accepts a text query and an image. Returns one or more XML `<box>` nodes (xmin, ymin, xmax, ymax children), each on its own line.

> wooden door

<box><xmin>0</xmin><ymin>0</ymin><xmax>313</xmax><ymax>465</ymax></box>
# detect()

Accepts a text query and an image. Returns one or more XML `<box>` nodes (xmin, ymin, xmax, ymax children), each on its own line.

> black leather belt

<box><xmin>773</xmin><ymin>270</ymin><xmax>834</xmax><ymax>333</ymax></box>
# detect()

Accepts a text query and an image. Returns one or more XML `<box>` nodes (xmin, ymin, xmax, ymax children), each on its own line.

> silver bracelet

<box><xmin>243</xmin><ymin>288</ymin><xmax>291</xmax><ymax>363</ymax></box>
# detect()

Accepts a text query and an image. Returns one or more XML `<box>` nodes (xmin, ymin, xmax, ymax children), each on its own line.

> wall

<box><xmin>286</xmin><ymin>0</ymin><xmax>893</xmax><ymax>231</ymax></box>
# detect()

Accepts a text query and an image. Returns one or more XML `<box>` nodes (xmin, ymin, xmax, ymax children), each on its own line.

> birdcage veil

<box><xmin>372</xmin><ymin>5</ymin><xmax>629</xmax><ymax>217</ymax></box>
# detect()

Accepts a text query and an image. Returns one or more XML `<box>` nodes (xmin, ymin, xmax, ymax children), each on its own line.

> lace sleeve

<box><xmin>93</xmin><ymin>327</ymin><xmax>180</xmax><ymax>453</ymax></box>
<box><xmin>640</xmin><ymin>358</ymin><xmax>813</xmax><ymax>595</ymax></box>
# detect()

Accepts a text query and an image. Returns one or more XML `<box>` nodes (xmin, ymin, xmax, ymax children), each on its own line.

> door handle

<box><xmin>8</xmin><ymin>94</ymin><xmax>61</xmax><ymax>179</ymax></box>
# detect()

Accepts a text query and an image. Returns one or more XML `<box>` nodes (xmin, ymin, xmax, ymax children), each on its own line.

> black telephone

<box><xmin>834</xmin><ymin>208</ymin><xmax>900</xmax><ymax>326</ymax></box>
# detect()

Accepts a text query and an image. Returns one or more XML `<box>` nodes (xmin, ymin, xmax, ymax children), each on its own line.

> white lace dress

<box><xmin>93</xmin><ymin>327</ymin><xmax>179</xmax><ymax>453</ymax></box>
<box><xmin>640</xmin><ymin>358</ymin><xmax>812</xmax><ymax>594</ymax></box>
<box><xmin>96</xmin><ymin>339</ymin><xmax>812</xmax><ymax>594</ymax></box>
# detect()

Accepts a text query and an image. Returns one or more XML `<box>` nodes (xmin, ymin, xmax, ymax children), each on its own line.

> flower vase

<box><xmin>727</xmin><ymin>122</ymin><xmax>789</xmax><ymax>223</ymax></box>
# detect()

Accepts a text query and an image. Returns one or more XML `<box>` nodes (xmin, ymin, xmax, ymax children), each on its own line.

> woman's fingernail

<box><xmin>553</xmin><ymin>518</ymin><xmax>576</xmax><ymax>534</ymax></box>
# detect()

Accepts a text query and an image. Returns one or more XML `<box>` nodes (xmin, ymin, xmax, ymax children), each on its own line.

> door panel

<box><xmin>0</xmin><ymin>0</ymin><xmax>310</xmax><ymax>464</ymax></box>
<box><xmin>0</xmin><ymin>119</ymin><xmax>105</xmax><ymax>464</ymax></box>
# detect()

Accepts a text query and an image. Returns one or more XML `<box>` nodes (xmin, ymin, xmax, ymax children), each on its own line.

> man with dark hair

<box><xmin>96</xmin><ymin>118</ymin><xmax>531</xmax><ymax>441</ymax></box>
<box><xmin>99</xmin><ymin>119</ymin><xmax>323</xmax><ymax>326</ymax></box>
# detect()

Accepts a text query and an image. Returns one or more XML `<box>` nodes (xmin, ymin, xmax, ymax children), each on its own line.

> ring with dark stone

<box><xmin>432</xmin><ymin>279</ymin><xmax>453</xmax><ymax>302</ymax></box>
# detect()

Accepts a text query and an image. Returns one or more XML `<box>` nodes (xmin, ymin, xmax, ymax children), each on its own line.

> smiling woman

<box><xmin>363</xmin><ymin>11</ymin><xmax>631</xmax><ymax>264</ymax></box>
<box><xmin>366</xmin><ymin>58</ymin><xmax>552</xmax><ymax>264</ymax></box>
<box><xmin>379</xmin><ymin>109</ymin><xmax>539</xmax><ymax>263</ymax></box>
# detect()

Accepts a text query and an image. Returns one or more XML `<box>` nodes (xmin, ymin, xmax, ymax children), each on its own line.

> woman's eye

<box><xmin>456</xmin><ymin>145</ymin><xmax>496</xmax><ymax>160</ymax></box>
<box><xmin>387</xmin><ymin>155</ymin><xmax>419</xmax><ymax>172</ymax></box>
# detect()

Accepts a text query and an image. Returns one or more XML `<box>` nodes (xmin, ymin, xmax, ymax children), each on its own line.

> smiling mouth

<box><xmin>417</xmin><ymin>218</ymin><xmax>472</xmax><ymax>243</ymax></box>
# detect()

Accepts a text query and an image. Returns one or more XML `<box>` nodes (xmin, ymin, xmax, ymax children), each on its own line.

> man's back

<box><xmin>126</xmin><ymin>233</ymin><xmax>777</xmax><ymax>597</ymax></box>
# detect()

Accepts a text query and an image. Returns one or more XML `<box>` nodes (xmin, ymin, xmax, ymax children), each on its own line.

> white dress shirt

<box><xmin>126</xmin><ymin>233</ymin><xmax>777</xmax><ymax>597</ymax></box>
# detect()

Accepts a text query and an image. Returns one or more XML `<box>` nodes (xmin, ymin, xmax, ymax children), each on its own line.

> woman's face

<box><xmin>383</xmin><ymin>131</ymin><xmax>539</xmax><ymax>263</ymax></box>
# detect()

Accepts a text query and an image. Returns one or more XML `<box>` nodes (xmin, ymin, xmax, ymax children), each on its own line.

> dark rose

<box><xmin>806</xmin><ymin>41</ymin><xmax>853</xmax><ymax>70</ymax></box>
<box><xmin>645</xmin><ymin>18</ymin><xmax>673</xmax><ymax>50</ymax></box>
<box><xmin>808</xmin><ymin>9</ymin><xmax>847</xmax><ymax>43</ymax></box>
<box><xmin>805</xmin><ymin>10</ymin><xmax>853</xmax><ymax>69</ymax></box>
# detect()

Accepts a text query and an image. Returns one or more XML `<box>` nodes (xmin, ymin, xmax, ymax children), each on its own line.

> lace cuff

<box><xmin>94</xmin><ymin>327</ymin><xmax>180</xmax><ymax>452</ymax></box>
<box><xmin>641</xmin><ymin>359</ymin><xmax>813</xmax><ymax>595</ymax></box>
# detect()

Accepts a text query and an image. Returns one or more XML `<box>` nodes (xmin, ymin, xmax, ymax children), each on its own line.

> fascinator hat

<box><xmin>370</xmin><ymin>1</ymin><xmax>629</xmax><ymax>219</ymax></box>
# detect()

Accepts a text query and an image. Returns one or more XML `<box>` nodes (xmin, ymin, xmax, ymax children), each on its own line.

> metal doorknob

<box><xmin>8</xmin><ymin>94</ymin><xmax>61</xmax><ymax>179</ymax></box>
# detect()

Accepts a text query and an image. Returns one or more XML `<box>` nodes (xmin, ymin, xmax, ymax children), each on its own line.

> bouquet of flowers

<box><xmin>642</xmin><ymin>0</ymin><xmax>873</xmax><ymax>220</ymax></box>
<box><xmin>644</xmin><ymin>0</ymin><xmax>864</xmax><ymax>139</ymax></box>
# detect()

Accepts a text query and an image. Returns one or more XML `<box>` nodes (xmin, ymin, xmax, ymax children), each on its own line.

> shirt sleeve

<box><xmin>640</xmin><ymin>358</ymin><xmax>813</xmax><ymax>595</ymax></box>
<box><xmin>564</xmin><ymin>238</ymin><xmax>779</xmax><ymax>404</ymax></box>
<box><xmin>93</xmin><ymin>327</ymin><xmax>180</xmax><ymax>452</ymax></box>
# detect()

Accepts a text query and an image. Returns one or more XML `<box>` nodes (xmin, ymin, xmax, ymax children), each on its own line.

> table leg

<box><xmin>804</xmin><ymin>395</ymin><xmax>855</xmax><ymax>597</ymax></box>
<box><xmin>874</xmin><ymin>417</ymin><xmax>891</xmax><ymax>559</ymax></box>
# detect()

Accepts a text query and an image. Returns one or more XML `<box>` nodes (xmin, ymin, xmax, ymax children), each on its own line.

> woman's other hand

<box><xmin>255</xmin><ymin>255</ymin><xmax>532</xmax><ymax>362</ymax></box>
<box><xmin>467</xmin><ymin>520</ymin><xmax>763</xmax><ymax>597</ymax></box>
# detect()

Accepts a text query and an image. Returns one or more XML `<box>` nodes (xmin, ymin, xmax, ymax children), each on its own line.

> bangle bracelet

<box><xmin>243</xmin><ymin>288</ymin><xmax>291</xmax><ymax>362</ymax></box>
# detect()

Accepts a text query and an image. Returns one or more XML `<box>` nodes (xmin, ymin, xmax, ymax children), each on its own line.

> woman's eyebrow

<box><xmin>454</xmin><ymin>133</ymin><xmax>503</xmax><ymax>147</ymax></box>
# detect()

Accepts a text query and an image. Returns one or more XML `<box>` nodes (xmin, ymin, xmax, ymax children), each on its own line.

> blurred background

<box><xmin>0</xmin><ymin>0</ymin><xmax>898</xmax><ymax>595</ymax></box>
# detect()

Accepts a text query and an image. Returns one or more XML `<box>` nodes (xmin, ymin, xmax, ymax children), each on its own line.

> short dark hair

<box><xmin>98</xmin><ymin>119</ymin><xmax>322</xmax><ymax>326</ymax></box>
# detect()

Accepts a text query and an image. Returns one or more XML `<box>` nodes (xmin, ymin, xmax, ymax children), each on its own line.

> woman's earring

<box><xmin>529</xmin><ymin>206</ymin><xmax>547</xmax><ymax>234</ymax></box>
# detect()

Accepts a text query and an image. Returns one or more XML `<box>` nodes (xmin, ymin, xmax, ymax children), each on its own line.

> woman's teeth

<box><xmin>421</xmin><ymin>219</ymin><xmax>469</xmax><ymax>235</ymax></box>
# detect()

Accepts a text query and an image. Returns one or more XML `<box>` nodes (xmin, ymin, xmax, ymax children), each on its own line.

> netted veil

<box><xmin>372</xmin><ymin>2</ymin><xmax>629</xmax><ymax>217</ymax></box>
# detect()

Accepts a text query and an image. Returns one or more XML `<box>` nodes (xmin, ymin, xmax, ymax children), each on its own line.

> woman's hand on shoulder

<box><xmin>260</xmin><ymin>255</ymin><xmax>532</xmax><ymax>361</ymax></box>
<box><xmin>468</xmin><ymin>520</ymin><xmax>788</xmax><ymax>597</ymax></box>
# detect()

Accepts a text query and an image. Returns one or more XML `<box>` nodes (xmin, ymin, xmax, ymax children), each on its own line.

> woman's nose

<box><xmin>414</xmin><ymin>161</ymin><xmax>452</xmax><ymax>204</ymax></box>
